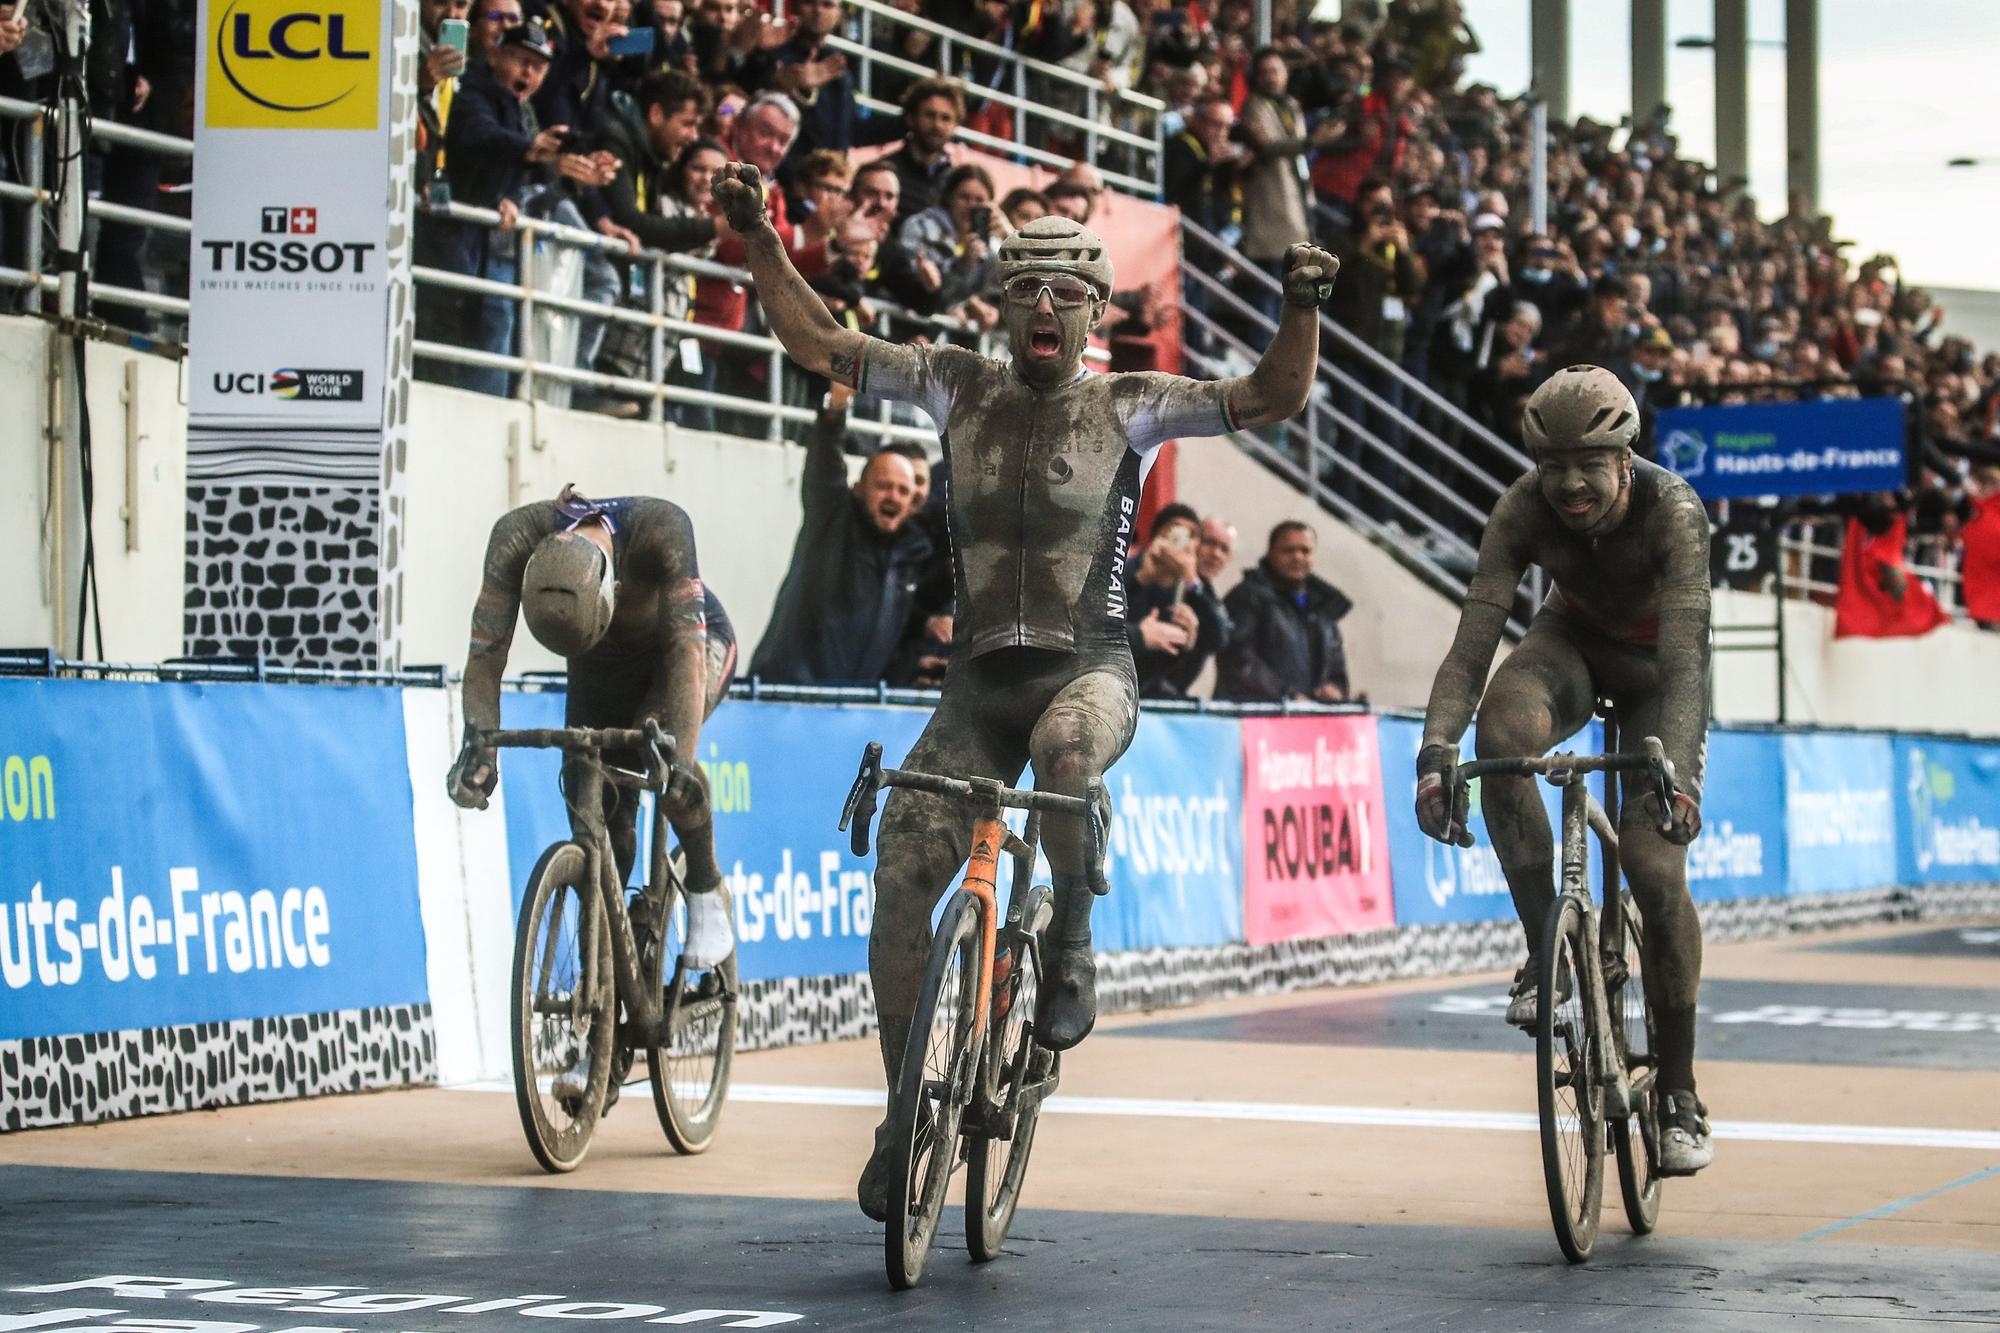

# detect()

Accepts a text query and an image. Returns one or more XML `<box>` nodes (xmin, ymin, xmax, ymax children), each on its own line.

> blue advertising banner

<box><xmin>498</xmin><ymin>691</ymin><xmax>928</xmax><ymax>983</ymax></box>
<box><xmin>1683</xmin><ymin>729</ymin><xmax>1787</xmax><ymax>903</ymax></box>
<box><xmin>0</xmin><ymin>679</ymin><xmax>427</xmax><ymax>1042</ymax></box>
<box><xmin>1893</xmin><ymin>737</ymin><xmax>2000</xmax><ymax>886</ymax></box>
<box><xmin>1656</xmin><ymin>397</ymin><xmax>1906</xmax><ymax>500</ymax></box>
<box><xmin>1097</xmin><ymin>713</ymin><xmax>1244</xmax><ymax>952</ymax></box>
<box><xmin>498</xmin><ymin>693</ymin><xmax>1242</xmax><ymax>975</ymax></box>
<box><xmin>1380</xmin><ymin>717</ymin><xmax>1593</xmax><ymax>928</ymax></box>
<box><xmin>1783</xmin><ymin>732</ymin><xmax>1898</xmax><ymax>895</ymax></box>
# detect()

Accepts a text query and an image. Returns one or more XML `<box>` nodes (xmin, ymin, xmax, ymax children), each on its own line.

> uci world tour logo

<box><xmin>205</xmin><ymin>0</ymin><xmax>379</xmax><ymax>130</ymax></box>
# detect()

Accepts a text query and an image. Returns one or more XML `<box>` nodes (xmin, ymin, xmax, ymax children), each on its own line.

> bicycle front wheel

<box><xmin>886</xmin><ymin>891</ymin><xmax>980</xmax><ymax>1291</ymax></box>
<box><xmin>648</xmin><ymin>850</ymin><xmax>738</xmax><ymax>1155</ymax></box>
<box><xmin>511</xmin><ymin>842</ymin><xmax>615</xmax><ymax>1174</ymax></box>
<box><xmin>1609</xmin><ymin>892</ymin><xmax>1663</xmax><ymax>1234</ymax></box>
<box><xmin>1537</xmin><ymin>893</ymin><xmax>1604</xmax><ymax>1262</ymax></box>
<box><xmin>967</xmin><ymin>883</ymin><xmax>1055</xmax><ymax>1262</ymax></box>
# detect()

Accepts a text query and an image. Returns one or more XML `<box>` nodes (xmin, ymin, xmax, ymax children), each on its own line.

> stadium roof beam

<box><xmin>1529</xmin><ymin>0</ymin><xmax>1569</xmax><ymax>124</ymax></box>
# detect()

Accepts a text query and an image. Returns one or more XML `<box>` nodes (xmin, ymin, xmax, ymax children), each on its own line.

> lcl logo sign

<box><xmin>204</xmin><ymin>0</ymin><xmax>381</xmax><ymax>130</ymax></box>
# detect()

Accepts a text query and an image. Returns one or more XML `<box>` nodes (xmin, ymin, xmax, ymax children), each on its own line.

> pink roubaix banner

<box><xmin>1241</xmin><ymin>715</ymin><xmax>1395</xmax><ymax>946</ymax></box>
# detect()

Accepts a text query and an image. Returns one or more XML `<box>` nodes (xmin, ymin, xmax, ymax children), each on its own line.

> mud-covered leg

<box><xmin>1028</xmin><ymin>668</ymin><xmax>1137</xmax><ymax>1053</ymax></box>
<box><xmin>1472</xmin><ymin>621</ymin><xmax>1595</xmax><ymax>1029</ymax></box>
<box><xmin>1473</xmin><ymin>624</ymin><xmax>1597</xmax><ymax>951</ymax></box>
<box><xmin>857</xmin><ymin>699</ymin><xmax>1027</xmax><ymax>1221</ymax></box>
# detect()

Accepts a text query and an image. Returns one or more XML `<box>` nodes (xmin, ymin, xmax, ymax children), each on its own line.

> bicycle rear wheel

<box><xmin>1609</xmin><ymin>892</ymin><xmax>1663</xmax><ymax>1234</ymax></box>
<box><xmin>886</xmin><ymin>891</ymin><xmax>980</xmax><ymax>1291</ymax></box>
<box><xmin>967</xmin><ymin>883</ymin><xmax>1055</xmax><ymax>1262</ymax></box>
<box><xmin>1537</xmin><ymin>894</ymin><xmax>1604</xmax><ymax>1262</ymax></box>
<box><xmin>511</xmin><ymin>842</ymin><xmax>615</xmax><ymax>1174</ymax></box>
<box><xmin>647</xmin><ymin>850</ymin><xmax>738</xmax><ymax>1155</ymax></box>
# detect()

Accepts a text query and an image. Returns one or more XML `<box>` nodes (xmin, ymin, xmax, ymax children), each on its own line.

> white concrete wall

<box><xmin>399</xmin><ymin>385</ymin><xmax>807</xmax><ymax>673</ymax></box>
<box><xmin>1713</xmin><ymin>588</ymin><xmax>2000</xmax><ymax>736</ymax></box>
<box><xmin>1173</xmin><ymin>437</ymin><xmax>1472</xmax><ymax>709</ymax></box>
<box><xmin>0</xmin><ymin>317</ymin><xmax>189</xmax><ymax>663</ymax></box>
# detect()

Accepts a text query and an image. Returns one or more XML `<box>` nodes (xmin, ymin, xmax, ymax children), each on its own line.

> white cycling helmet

<box><xmin>996</xmin><ymin>216</ymin><xmax>1115</xmax><ymax>299</ymax></box>
<box><xmin>1521</xmin><ymin>364</ymin><xmax>1640</xmax><ymax>454</ymax></box>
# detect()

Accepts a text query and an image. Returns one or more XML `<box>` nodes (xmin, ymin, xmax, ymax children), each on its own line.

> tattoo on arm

<box><xmin>829</xmin><ymin>343</ymin><xmax>860</xmax><ymax>391</ymax></box>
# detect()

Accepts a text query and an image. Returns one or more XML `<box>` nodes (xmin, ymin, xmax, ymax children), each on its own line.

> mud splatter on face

<box><xmin>1536</xmin><ymin>447</ymin><xmax>1632</xmax><ymax>535</ymax></box>
<box><xmin>1004</xmin><ymin>292</ymin><xmax>1103</xmax><ymax>388</ymax></box>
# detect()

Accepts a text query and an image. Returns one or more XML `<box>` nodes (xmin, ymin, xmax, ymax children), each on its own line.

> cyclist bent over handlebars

<box><xmin>710</xmin><ymin>160</ymin><xmax>1337</xmax><ymax>1221</ymax></box>
<box><xmin>1415</xmin><ymin>366</ymin><xmax>1715</xmax><ymax>1175</ymax></box>
<box><xmin>446</xmin><ymin>488</ymin><xmax>739</xmax><ymax>1010</ymax></box>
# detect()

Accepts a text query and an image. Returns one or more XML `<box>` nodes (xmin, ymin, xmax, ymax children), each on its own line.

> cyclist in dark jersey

<box><xmin>448</xmin><ymin>487</ymin><xmax>737</xmax><ymax>971</ymax></box>
<box><xmin>711</xmin><ymin>159</ymin><xmax>1338</xmax><ymax>1219</ymax></box>
<box><xmin>1415</xmin><ymin>365</ymin><xmax>1714</xmax><ymax>1174</ymax></box>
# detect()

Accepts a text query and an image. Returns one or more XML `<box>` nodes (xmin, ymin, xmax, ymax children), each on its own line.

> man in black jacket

<box><xmin>597</xmin><ymin>69</ymin><xmax>718</xmax><ymax>254</ymax></box>
<box><xmin>749</xmin><ymin>401</ymin><xmax>943</xmax><ymax>684</ymax></box>
<box><xmin>438</xmin><ymin>22</ymin><xmax>568</xmax><ymax>396</ymax></box>
<box><xmin>1216</xmin><ymin>521</ymin><xmax>1354</xmax><ymax>702</ymax></box>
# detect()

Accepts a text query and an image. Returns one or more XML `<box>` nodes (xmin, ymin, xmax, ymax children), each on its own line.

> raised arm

<box><xmin>1219</xmin><ymin>244</ymin><xmax>1339</xmax><ymax>430</ymax></box>
<box><xmin>710</xmin><ymin>161</ymin><xmax>869</xmax><ymax>383</ymax></box>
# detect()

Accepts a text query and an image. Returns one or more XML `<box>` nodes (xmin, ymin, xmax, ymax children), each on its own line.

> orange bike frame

<box><xmin>958</xmin><ymin>812</ymin><xmax>1008</xmax><ymax>1058</ymax></box>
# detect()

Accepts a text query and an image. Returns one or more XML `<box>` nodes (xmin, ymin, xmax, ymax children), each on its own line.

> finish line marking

<box><xmin>450</xmin><ymin>1080</ymin><xmax>2000</xmax><ymax>1151</ymax></box>
<box><xmin>718</xmin><ymin>1084</ymin><xmax>2000</xmax><ymax>1152</ymax></box>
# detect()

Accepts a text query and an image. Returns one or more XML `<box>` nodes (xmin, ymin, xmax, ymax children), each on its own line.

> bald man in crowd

<box><xmin>749</xmin><ymin>401</ymin><xmax>946</xmax><ymax>684</ymax></box>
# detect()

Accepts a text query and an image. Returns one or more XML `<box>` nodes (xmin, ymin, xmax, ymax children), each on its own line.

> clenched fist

<box><xmin>1282</xmin><ymin>242</ymin><xmax>1340</xmax><ymax>310</ymax></box>
<box><xmin>709</xmin><ymin>161</ymin><xmax>770</xmax><ymax>235</ymax></box>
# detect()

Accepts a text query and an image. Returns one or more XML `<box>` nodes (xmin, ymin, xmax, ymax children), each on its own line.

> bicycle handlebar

<box><xmin>1454</xmin><ymin>736</ymin><xmax>1679</xmax><ymax>835</ymax></box>
<box><xmin>837</xmin><ymin>741</ymin><xmax>1109</xmax><ymax>887</ymax></box>
<box><xmin>475</xmin><ymin>722</ymin><xmax>679</xmax><ymax>792</ymax></box>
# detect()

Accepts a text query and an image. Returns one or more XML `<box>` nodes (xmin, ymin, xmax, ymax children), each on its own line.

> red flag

<box><xmin>1962</xmin><ymin>494</ymin><xmax>2000</xmax><ymax>624</ymax></box>
<box><xmin>1833</xmin><ymin>514</ymin><xmax>1950</xmax><ymax>638</ymax></box>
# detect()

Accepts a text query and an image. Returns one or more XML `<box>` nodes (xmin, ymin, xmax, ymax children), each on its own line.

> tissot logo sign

<box><xmin>204</xmin><ymin>0</ymin><xmax>380</xmax><ymax>130</ymax></box>
<box><xmin>203</xmin><ymin>207</ymin><xmax>377</xmax><ymax>275</ymax></box>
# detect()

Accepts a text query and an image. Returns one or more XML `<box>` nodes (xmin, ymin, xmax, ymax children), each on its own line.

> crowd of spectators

<box><xmin>9</xmin><ymin>0</ymin><xmax>2000</xmax><ymax>667</ymax></box>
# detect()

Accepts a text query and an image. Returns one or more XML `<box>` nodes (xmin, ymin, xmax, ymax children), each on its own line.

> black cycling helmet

<box><xmin>521</xmin><ymin>531</ymin><xmax>615</xmax><ymax>658</ymax></box>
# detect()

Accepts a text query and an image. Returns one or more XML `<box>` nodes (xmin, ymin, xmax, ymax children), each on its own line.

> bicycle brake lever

<box><xmin>838</xmin><ymin>741</ymin><xmax>884</xmax><ymax>857</ymax></box>
<box><xmin>1643</xmin><ymin>736</ymin><xmax>1678</xmax><ymax>833</ymax></box>
<box><xmin>643</xmin><ymin>719</ymin><xmax>675</xmax><ymax>793</ymax></box>
<box><xmin>1084</xmin><ymin>777</ymin><xmax>1110</xmax><ymax>895</ymax></box>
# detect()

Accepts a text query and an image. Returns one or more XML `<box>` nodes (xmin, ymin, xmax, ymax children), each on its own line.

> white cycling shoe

<box><xmin>681</xmin><ymin>887</ymin><xmax>735</xmax><ymax>970</ymax></box>
<box><xmin>1659</xmin><ymin>1091</ymin><xmax>1715</xmax><ymax>1175</ymax></box>
<box><xmin>550</xmin><ymin>1049</ymin><xmax>594</xmax><ymax>1107</ymax></box>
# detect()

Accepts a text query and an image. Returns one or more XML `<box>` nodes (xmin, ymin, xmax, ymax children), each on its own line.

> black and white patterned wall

<box><xmin>0</xmin><ymin>1005</ymin><xmax>435</xmax><ymax>1131</ymax></box>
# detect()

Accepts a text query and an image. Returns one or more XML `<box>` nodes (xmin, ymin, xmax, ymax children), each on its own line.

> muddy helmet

<box><xmin>1521</xmin><ymin>364</ymin><xmax>1640</xmax><ymax>454</ymax></box>
<box><xmin>996</xmin><ymin>216</ymin><xmax>1115</xmax><ymax>299</ymax></box>
<box><xmin>521</xmin><ymin>531</ymin><xmax>615</xmax><ymax>658</ymax></box>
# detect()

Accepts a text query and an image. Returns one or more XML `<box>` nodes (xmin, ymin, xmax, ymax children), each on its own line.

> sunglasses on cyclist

<box><xmin>1002</xmin><ymin>273</ymin><xmax>1097</xmax><ymax>309</ymax></box>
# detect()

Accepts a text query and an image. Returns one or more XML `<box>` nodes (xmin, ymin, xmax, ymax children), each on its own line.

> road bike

<box><xmin>840</xmin><ymin>742</ymin><xmax>1106</xmax><ymax>1290</ymax></box>
<box><xmin>482</xmin><ymin>721</ymin><xmax>736</xmax><ymax>1173</ymax></box>
<box><xmin>1451</xmin><ymin>715</ymin><xmax>1680</xmax><ymax>1262</ymax></box>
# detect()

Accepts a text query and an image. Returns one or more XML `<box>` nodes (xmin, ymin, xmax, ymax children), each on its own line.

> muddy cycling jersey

<box><xmin>855</xmin><ymin>342</ymin><xmax>1235</xmax><ymax>659</ymax></box>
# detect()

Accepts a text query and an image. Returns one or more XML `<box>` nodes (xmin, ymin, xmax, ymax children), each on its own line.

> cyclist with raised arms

<box><xmin>710</xmin><ymin>158</ymin><xmax>1338</xmax><ymax>1220</ymax></box>
<box><xmin>447</xmin><ymin>487</ymin><xmax>738</xmax><ymax>1062</ymax></box>
<box><xmin>1415</xmin><ymin>365</ymin><xmax>1715</xmax><ymax>1174</ymax></box>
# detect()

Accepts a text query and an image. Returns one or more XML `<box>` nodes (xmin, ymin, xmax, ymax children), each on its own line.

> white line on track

<box><xmin>455</xmin><ymin>1079</ymin><xmax>2000</xmax><ymax>1151</ymax></box>
<box><xmin>730</xmin><ymin>1084</ymin><xmax>2000</xmax><ymax>1150</ymax></box>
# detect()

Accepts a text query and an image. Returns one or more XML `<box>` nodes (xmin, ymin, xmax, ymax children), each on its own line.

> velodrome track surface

<box><xmin>4</xmin><ymin>918</ymin><xmax>1998</xmax><ymax>1330</ymax></box>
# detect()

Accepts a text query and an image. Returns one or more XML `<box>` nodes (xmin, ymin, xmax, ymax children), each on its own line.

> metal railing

<box><xmin>838</xmin><ymin>0</ymin><xmax>1166</xmax><ymax>197</ymax></box>
<box><xmin>0</xmin><ymin>94</ymin><xmax>194</xmax><ymax>319</ymax></box>
<box><xmin>1779</xmin><ymin>518</ymin><xmax>1968</xmax><ymax>618</ymax></box>
<box><xmin>1177</xmin><ymin>219</ymin><xmax>1544</xmax><ymax>631</ymax></box>
<box><xmin>412</xmin><ymin>198</ymin><xmax>1013</xmax><ymax>441</ymax></box>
